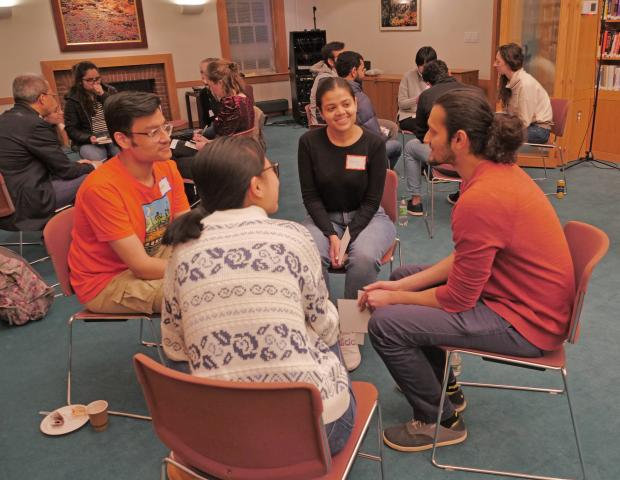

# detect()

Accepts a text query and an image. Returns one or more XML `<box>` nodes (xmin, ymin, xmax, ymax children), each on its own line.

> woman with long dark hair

<box><xmin>161</xmin><ymin>136</ymin><xmax>356</xmax><ymax>456</ymax></box>
<box><xmin>495</xmin><ymin>43</ymin><xmax>553</xmax><ymax>144</ymax></box>
<box><xmin>64</xmin><ymin>61</ymin><xmax>119</xmax><ymax>160</ymax></box>
<box><xmin>298</xmin><ymin>77</ymin><xmax>397</xmax><ymax>371</ymax></box>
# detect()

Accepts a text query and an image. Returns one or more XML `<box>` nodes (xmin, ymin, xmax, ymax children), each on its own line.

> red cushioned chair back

<box><xmin>563</xmin><ymin>221</ymin><xmax>609</xmax><ymax>344</ymax></box>
<box><xmin>133</xmin><ymin>354</ymin><xmax>331</xmax><ymax>480</ymax></box>
<box><xmin>42</xmin><ymin>207</ymin><xmax>75</xmax><ymax>297</ymax></box>
<box><xmin>381</xmin><ymin>169</ymin><xmax>398</xmax><ymax>223</ymax></box>
<box><xmin>550</xmin><ymin>98</ymin><xmax>570</xmax><ymax>138</ymax></box>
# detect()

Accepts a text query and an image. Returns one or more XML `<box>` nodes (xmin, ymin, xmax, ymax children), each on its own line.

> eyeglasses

<box><xmin>41</xmin><ymin>92</ymin><xmax>58</xmax><ymax>98</ymax></box>
<box><xmin>261</xmin><ymin>162</ymin><xmax>280</xmax><ymax>178</ymax></box>
<box><xmin>83</xmin><ymin>76</ymin><xmax>102</xmax><ymax>83</ymax></box>
<box><xmin>129</xmin><ymin>123</ymin><xmax>174</xmax><ymax>140</ymax></box>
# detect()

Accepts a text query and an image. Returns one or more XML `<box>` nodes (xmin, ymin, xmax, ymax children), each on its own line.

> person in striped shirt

<box><xmin>64</xmin><ymin>61</ymin><xmax>119</xmax><ymax>161</ymax></box>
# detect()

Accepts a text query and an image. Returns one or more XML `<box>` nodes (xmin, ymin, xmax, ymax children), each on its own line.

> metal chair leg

<box><xmin>67</xmin><ymin>316</ymin><xmax>75</xmax><ymax>405</ymax></box>
<box><xmin>140</xmin><ymin>317</ymin><xmax>163</xmax><ymax>348</ymax></box>
<box><xmin>562</xmin><ymin>369</ymin><xmax>587</xmax><ymax>480</ymax></box>
<box><xmin>432</xmin><ymin>351</ymin><xmax>586</xmax><ymax>480</ymax></box>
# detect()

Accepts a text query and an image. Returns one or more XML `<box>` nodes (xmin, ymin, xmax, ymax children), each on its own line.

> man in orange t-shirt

<box><xmin>360</xmin><ymin>91</ymin><xmax>574</xmax><ymax>453</ymax></box>
<box><xmin>69</xmin><ymin>92</ymin><xmax>190</xmax><ymax>314</ymax></box>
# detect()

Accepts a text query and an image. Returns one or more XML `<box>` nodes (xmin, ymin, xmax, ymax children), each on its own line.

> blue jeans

<box><xmin>404</xmin><ymin>138</ymin><xmax>429</xmax><ymax>197</ymax></box>
<box><xmin>527</xmin><ymin>124</ymin><xmax>551</xmax><ymax>144</ymax></box>
<box><xmin>368</xmin><ymin>264</ymin><xmax>543</xmax><ymax>423</ymax></box>
<box><xmin>303</xmin><ymin>207</ymin><xmax>397</xmax><ymax>299</ymax></box>
<box><xmin>79</xmin><ymin>143</ymin><xmax>119</xmax><ymax>161</ymax></box>
<box><xmin>324</xmin><ymin>343</ymin><xmax>357</xmax><ymax>455</ymax></box>
<box><xmin>386</xmin><ymin>139</ymin><xmax>403</xmax><ymax>169</ymax></box>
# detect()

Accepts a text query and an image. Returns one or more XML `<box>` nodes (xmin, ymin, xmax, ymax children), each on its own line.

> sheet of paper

<box><xmin>338</xmin><ymin>298</ymin><xmax>371</xmax><ymax>334</ymax></box>
<box><xmin>338</xmin><ymin>227</ymin><xmax>351</xmax><ymax>263</ymax></box>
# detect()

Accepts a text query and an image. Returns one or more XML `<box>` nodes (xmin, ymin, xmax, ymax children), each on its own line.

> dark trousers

<box><xmin>368</xmin><ymin>264</ymin><xmax>542</xmax><ymax>423</ymax></box>
<box><xmin>399</xmin><ymin>117</ymin><xmax>417</xmax><ymax>133</ymax></box>
<box><xmin>51</xmin><ymin>174</ymin><xmax>88</xmax><ymax>209</ymax></box>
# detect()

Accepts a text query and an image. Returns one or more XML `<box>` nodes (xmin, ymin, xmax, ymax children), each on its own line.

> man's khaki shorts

<box><xmin>84</xmin><ymin>245</ymin><xmax>170</xmax><ymax>315</ymax></box>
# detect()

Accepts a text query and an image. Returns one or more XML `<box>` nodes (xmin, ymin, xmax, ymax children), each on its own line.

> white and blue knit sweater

<box><xmin>162</xmin><ymin>206</ymin><xmax>351</xmax><ymax>423</ymax></box>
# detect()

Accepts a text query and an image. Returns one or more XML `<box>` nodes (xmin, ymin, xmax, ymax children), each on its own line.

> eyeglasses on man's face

<box><xmin>262</xmin><ymin>162</ymin><xmax>280</xmax><ymax>179</ymax></box>
<box><xmin>129</xmin><ymin>123</ymin><xmax>174</xmax><ymax>140</ymax></box>
<box><xmin>83</xmin><ymin>76</ymin><xmax>102</xmax><ymax>83</ymax></box>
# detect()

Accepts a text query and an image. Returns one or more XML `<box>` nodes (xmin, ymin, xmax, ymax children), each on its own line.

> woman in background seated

<box><xmin>161</xmin><ymin>136</ymin><xmax>355</xmax><ymax>456</ymax></box>
<box><xmin>193</xmin><ymin>60</ymin><xmax>254</xmax><ymax>146</ymax></box>
<box><xmin>495</xmin><ymin>43</ymin><xmax>553</xmax><ymax>144</ymax></box>
<box><xmin>172</xmin><ymin>60</ymin><xmax>257</xmax><ymax>179</ymax></box>
<box><xmin>298</xmin><ymin>77</ymin><xmax>396</xmax><ymax>372</ymax></box>
<box><xmin>64</xmin><ymin>61</ymin><xmax>119</xmax><ymax>160</ymax></box>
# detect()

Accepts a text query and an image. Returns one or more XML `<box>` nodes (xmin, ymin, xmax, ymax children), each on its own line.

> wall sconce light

<box><xmin>0</xmin><ymin>0</ymin><xmax>16</xmax><ymax>19</ymax></box>
<box><xmin>174</xmin><ymin>0</ymin><xmax>206</xmax><ymax>15</ymax></box>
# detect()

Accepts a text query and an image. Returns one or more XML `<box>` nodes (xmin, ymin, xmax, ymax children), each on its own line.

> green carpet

<box><xmin>1</xmin><ymin>119</ymin><xmax>619</xmax><ymax>479</ymax></box>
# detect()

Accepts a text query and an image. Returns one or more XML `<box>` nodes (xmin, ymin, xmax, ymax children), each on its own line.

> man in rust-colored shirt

<box><xmin>360</xmin><ymin>90</ymin><xmax>574</xmax><ymax>453</ymax></box>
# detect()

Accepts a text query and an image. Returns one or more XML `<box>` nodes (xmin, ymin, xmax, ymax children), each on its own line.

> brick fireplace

<box><xmin>41</xmin><ymin>54</ymin><xmax>180</xmax><ymax>120</ymax></box>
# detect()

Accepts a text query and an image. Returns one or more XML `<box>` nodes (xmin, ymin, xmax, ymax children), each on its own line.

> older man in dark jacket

<box><xmin>0</xmin><ymin>74</ymin><xmax>99</xmax><ymax>232</ymax></box>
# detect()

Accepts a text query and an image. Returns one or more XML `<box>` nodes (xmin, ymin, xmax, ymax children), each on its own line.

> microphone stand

<box><xmin>565</xmin><ymin>6</ymin><xmax>620</xmax><ymax>170</ymax></box>
<box><xmin>312</xmin><ymin>6</ymin><xmax>317</xmax><ymax>30</ymax></box>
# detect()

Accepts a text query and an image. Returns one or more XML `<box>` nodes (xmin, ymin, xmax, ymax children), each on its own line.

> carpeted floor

<box><xmin>1</xmin><ymin>118</ymin><xmax>619</xmax><ymax>479</ymax></box>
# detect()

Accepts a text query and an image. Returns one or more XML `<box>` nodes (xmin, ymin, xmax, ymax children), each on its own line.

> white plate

<box><xmin>40</xmin><ymin>405</ymin><xmax>88</xmax><ymax>436</ymax></box>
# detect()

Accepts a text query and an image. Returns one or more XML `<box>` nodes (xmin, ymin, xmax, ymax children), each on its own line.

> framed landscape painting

<box><xmin>380</xmin><ymin>0</ymin><xmax>420</xmax><ymax>31</ymax></box>
<box><xmin>50</xmin><ymin>0</ymin><xmax>148</xmax><ymax>52</ymax></box>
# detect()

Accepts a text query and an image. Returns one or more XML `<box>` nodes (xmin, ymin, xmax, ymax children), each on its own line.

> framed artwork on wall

<box><xmin>50</xmin><ymin>0</ymin><xmax>148</xmax><ymax>52</ymax></box>
<box><xmin>380</xmin><ymin>0</ymin><xmax>420</xmax><ymax>31</ymax></box>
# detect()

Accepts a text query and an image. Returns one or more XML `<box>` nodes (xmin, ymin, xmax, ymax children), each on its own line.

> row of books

<box><xmin>604</xmin><ymin>0</ymin><xmax>620</xmax><ymax>18</ymax></box>
<box><xmin>602</xmin><ymin>30</ymin><xmax>620</xmax><ymax>57</ymax></box>
<box><xmin>599</xmin><ymin>65</ymin><xmax>620</xmax><ymax>90</ymax></box>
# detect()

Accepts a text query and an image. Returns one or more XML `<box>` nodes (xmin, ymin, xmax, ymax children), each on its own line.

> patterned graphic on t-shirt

<box><xmin>142</xmin><ymin>195</ymin><xmax>171</xmax><ymax>255</ymax></box>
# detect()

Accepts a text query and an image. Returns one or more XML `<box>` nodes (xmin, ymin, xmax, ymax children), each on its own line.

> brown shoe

<box><xmin>383</xmin><ymin>417</ymin><xmax>467</xmax><ymax>452</ymax></box>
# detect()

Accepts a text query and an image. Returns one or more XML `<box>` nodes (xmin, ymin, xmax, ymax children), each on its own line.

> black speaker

<box><xmin>289</xmin><ymin>30</ymin><xmax>326</xmax><ymax>126</ymax></box>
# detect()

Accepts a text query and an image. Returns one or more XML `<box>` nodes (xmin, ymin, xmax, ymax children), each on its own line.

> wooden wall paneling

<box><xmin>592</xmin><ymin>91</ymin><xmax>620</xmax><ymax>162</ymax></box>
<box><xmin>216</xmin><ymin>0</ymin><xmax>231</xmax><ymax>60</ymax></box>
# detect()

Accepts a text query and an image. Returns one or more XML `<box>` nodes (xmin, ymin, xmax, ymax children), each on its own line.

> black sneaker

<box><xmin>383</xmin><ymin>416</ymin><xmax>467</xmax><ymax>452</ymax></box>
<box><xmin>448</xmin><ymin>385</ymin><xmax>467</xmax><ymax>413</ymax></box>
<box><xmin>407</xmin><ymin>200</ymin><xmax>424</xmax><ymax>216</ymax></box>
<box><xmin>447</xmin><ymin>191</ymin><xmax>460</xmax><ymax>205</ymax></box>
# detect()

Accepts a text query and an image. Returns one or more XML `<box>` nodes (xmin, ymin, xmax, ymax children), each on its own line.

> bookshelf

<box><xmin>590</xmin><ymin>1</ymin><xmax>620</xmax><ymax>161</ymax></box>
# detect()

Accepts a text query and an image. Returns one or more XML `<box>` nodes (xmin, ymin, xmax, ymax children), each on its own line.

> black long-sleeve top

<box><xmin>298</xmin><ymin>127</ymin><xmax>386</xmax><ymax>242</ymax></box>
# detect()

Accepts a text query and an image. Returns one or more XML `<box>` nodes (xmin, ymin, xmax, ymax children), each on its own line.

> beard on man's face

<box><xmin>428</xmin><ymin>144</ymin><xmax>456</xmax><ymax>166</ymax></box>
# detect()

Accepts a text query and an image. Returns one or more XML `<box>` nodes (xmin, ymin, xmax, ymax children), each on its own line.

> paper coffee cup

<box><xmin>86</xmin><ymin>400</ymin><xmax>109</xmax><ymax>432</ymax></box>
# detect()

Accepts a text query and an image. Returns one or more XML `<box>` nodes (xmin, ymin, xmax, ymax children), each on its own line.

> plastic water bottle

<box><xmin>398</xmin><ymin>198</ymin><xmax>408</xmax><ymax>227</ymax></box>
<box><xmin>556</xmin><ymin>179</ymin><xmax>566</xmax><ymax>199</ymax></box>
<box><xmin>452</xmin><ymin>352</ymin><xmax>463</xmax><ymax>377</ymax></box>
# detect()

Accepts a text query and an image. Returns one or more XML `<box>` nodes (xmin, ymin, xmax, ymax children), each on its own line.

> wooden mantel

<box><xmin>40</xmin><ymin>54</ymin><xmax>180</xmax><ymax>120</ymax></box>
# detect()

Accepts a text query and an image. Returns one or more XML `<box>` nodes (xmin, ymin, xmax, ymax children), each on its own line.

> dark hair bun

<box><xmin>484</xmin><ymin>113</ymin><xmax>524</xmax><ymax>164</ymax></box>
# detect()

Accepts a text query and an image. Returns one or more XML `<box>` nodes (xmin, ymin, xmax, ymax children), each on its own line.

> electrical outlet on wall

<box><xmin>464</xmin><ymin>32</ymin><xmax>479</xmax><ymax>44</ymax></box>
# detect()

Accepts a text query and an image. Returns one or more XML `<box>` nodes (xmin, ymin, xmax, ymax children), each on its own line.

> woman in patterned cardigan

<box><xmin>161</xmin><ymin>136</ymin><xmax>356</xmax><ymax>455</ymax></box>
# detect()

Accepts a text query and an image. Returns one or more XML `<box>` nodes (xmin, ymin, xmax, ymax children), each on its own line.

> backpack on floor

<box><xmin>0</xmin><ymin>246</ymin><xmax>55</xmax><ymax>326</ymax></box>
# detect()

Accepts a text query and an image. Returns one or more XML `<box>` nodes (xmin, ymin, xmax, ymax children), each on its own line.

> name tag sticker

<box><xmin>184</xmin><ymin>141</ymin><xmax>198</xmax><ymax>150</ymax></box>
<box><xmin>159</xmin><ymin>177</ymin><xmax>171</xmax><ymax>196</ymax></box>
<box><xmin>345</xmin><ymin>155</ymin><xmax>367</xmax><ymax>170</ymax></box>
<box><xmin>170</xmin><ymin>139</ymin><xmax>179</xmax><ymax>149</ymax></box>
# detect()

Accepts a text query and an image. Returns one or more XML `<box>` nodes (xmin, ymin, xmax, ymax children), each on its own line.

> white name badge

<box><xmin>159</xmin><ymin>177</ymin><xmax>171</xmax><ymax>196</ymax></box>
<box><xmin>170</xmin><ymin>139</ymin><xmax>179</xmax><ymax>149</ymax></box>
<box><xmin>184</xmin><ymin>141</ymin><xmax>198</xmax><ymax>150</ymax></box>
<box><xmin>345</xmin><ymin>155</ymin><xmax>367</xmax><ymax>171</ymax></box>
